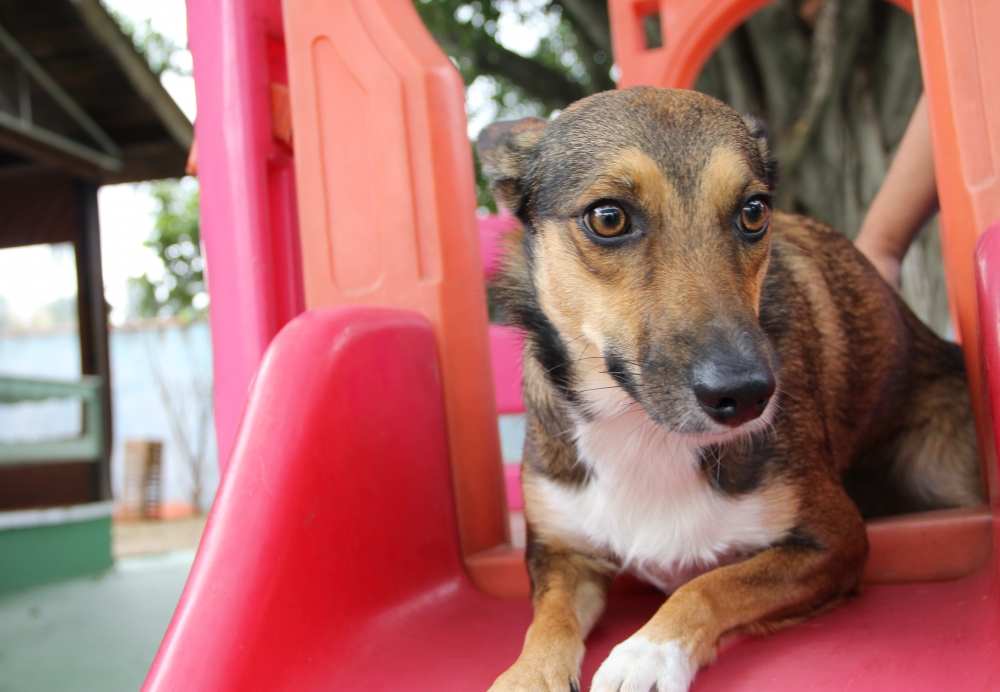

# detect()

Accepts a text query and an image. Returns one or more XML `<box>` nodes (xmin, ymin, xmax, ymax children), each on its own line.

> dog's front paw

<box><xmin>489</xmin><ymin>661</ymin><xmax>580</xmax><ymax>692</ymax></box>
<box><xmin>591</xmin><ymin>637</ymin><xmax>694</xmax><ymax>692</ymax></box>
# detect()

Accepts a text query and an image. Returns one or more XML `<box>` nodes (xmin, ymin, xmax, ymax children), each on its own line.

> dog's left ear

<box><xmin>743</xmin><ymin>115</ymin><xmax>780</xmax><ymax>191</ymax></box>
<box><xmin>477</xmin><ymin>117</ymin><xmax>548</xmax><ymax>212</ymax></box>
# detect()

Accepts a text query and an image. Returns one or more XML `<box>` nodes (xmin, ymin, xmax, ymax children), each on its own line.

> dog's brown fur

<box><xmin>479</xmin><ymin>87</ymin><xmax>981</xmax><ymax>692</ymax></box>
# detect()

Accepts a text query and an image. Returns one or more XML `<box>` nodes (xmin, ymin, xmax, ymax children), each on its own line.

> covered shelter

<box><xmin>0</xmin><ymin>0</ymin><xmax>190</xmax><ymax>592</ymax></box>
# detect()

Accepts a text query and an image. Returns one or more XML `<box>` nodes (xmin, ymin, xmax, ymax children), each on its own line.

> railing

<box><xmin>0</xmin><ymin>375</ymin><xmax>104</xmax><ymax>466</ymax></box>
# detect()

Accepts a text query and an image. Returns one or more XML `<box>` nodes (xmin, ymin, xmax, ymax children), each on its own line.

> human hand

<box><xmin>855</xmin><ymin>235</ymin><xmax>902</xmax><ymax>290</ymax></box>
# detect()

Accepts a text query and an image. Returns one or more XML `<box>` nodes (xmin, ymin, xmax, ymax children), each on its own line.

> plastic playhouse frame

<box><xmin>144</xmin><ymin>0</ymin><xmax>1000</xmax><ymax>689</ymax></box>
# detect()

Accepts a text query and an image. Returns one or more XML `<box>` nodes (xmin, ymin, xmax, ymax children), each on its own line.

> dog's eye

<box><xmin>585</xmin><ymin>204</ymin><xmax>630</xmax><ymax>238</ymax></box>
<box><xmin>739</xmin><ymin>198</ymin><xmax>770</xmax><ymax>236</ymax></box>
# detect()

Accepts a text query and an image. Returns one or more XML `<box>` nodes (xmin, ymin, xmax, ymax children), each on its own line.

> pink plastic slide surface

<box><xmin>159</xmin><ymin>0</ymin><xmax>998</xmax><ymax>687</ymax></box>
<box><xmin>143</xmin><ymin>291</ymin><xmax>1000</xmax><ymax>690</ymax></box>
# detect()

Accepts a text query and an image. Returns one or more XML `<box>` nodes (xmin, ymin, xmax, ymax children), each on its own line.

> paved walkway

<box><xmin>112</xmin><ymin>515</ymin><xmax>207</xmax><ymax>558</ymax></box>
<box><xmin>0</xmin><ymin>517</ymin><xmax>205</xmax><ymax>692</ymax></box>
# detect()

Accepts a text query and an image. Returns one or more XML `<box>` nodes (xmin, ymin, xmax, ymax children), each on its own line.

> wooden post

<box><xmin>75</xmin><ymin>180</ymin><xmax>112</xmax><ymax>501</ymax></box>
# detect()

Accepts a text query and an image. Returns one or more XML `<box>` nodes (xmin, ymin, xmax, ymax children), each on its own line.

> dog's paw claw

<box><xmin>591</xmin><ymin>637</ymin><xmax>695</xmax><ymax>692</ymax></box>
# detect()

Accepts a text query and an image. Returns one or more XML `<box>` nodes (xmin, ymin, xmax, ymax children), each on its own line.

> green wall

<box><xmin>0</xmin><ymin>518</ymin><xmax>113</xmax><ymax>594</ymax></box>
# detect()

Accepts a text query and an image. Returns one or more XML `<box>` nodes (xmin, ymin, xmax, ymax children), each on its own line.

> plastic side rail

<box><xmin>977</xmin><ymin>221</ymin><xmax>1000</xmax><ymax>530</ymax></box>
<box><xmin>916</xmin><ymin>0</ymin><xmax>1000</xmax><ymax>487</ymax></box>
<box><xmin>186</xmin><ymin>0</ymin><xmax>303</xmax><ymax>471</ymax></box>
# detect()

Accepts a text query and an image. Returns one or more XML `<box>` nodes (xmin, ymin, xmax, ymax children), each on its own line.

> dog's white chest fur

<box><xmin>530</xmin><ymin>405</ymin><xmax>795</xmax><ymax>592</ymax></box>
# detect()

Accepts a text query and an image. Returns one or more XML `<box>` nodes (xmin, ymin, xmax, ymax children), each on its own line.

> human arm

<box><xmin>854</xmin><ymin>94</ymin><xmax>938</xmax><ymax>289</ymax></box>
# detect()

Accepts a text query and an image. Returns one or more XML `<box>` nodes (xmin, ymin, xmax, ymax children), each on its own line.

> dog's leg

<box><xmin>490</xmin><ymin>543</ymin><xmax>612</xmax><ymax>692</ymax></box>
<box><xmin>591</xmin><ymin>486</ymin><xmax>866</xmax><ymax>692</ymax></box>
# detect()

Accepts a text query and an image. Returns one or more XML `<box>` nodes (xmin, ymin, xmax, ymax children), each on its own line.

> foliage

<box><xmin>416</xmin><ymin>0</ymin><xmax>613</xmax><ymax>109</ymax></box>
<box><xmin>143</xmin><ymin>327</ymin><xmax>214</xmax><ymax>512</ymax></box>
<box><xmin>103</xmin><ymin>2</ymin><xmax>188</xmax><ymax>76</ymax></box>
<box><xmin>128</xmin><ymin>178</ymin><xmax>207</xmax><ymax>320</ymax></box>
<box><xmin>415</xmin><ymin>0</ymin><xmax>616</xmax><ymax>212</ymax></box>
<box><xmin>0</xmin><ymin>296</ymin><xmax>10</xmax><ymax>329</ymax></box>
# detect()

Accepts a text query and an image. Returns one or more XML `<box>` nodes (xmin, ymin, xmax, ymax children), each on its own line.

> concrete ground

<box><xmin>112</xmin><ymin>515</ymin><xmax>207</xmax><ymax>558</ymax></box>
<box><xmin>0</xmin><ymin>517</ymin><xmax>205</xmax><ymax>692</ymax></box>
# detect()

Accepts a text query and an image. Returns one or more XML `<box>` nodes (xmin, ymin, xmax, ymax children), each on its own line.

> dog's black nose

<box><xmin>692</xmin><ymin>357</ymin><xmax>775</xmax><ymax>427</ymax></box>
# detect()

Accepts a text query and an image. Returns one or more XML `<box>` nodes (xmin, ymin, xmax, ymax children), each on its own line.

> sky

<box><xmin>0</xmin><ymin>0</ymin><xmax>194</xmax><ymax>327</ymax></box>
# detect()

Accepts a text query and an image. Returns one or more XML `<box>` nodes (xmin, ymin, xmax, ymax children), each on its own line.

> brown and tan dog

<box><xmin>478</xmin><ymin>87</ymin><xmax>981</xmax><ymax>692</ymax></box>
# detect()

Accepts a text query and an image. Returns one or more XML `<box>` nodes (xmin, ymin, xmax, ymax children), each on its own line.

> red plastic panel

<box><xmin>479</xmin><ymin>211</ymin><xmax>517</xmax><ymax>278</ymax></box>
<box><xmin>283</xmin><ymin>0</ymin><xmax>507</xmax><ymax>562</ymax></box>
<box><xmin>687</xmin><ymin>569</ymin><xmax>999</xmax><ymax>692</ymax></box>
<box><xmin>504</xmin><ymin>464</ymin><xmax>523</xmax><ymax>511</ymax></box>
<box><xmin>481</xmin><ymin>215</ymin><xmax>526</xmax><ymax>510</ymax></box>
<box><xmin>481</xmin><ymin>214</ymin><xmax>525</xmax><ymax>417</ymax></box>
<box><xmin>143</xmin><ymin>307</ymin><xmax>460</xmax><ymax>690</ymax></box>
<box><xmin>186</xmin><ymin>0</ymin><xmax>304</xmax><ymax>470</ymax></box>
<box><xmin>976</xmin><ymin>221</ymin><xmax>1000</xmax><ymax>539</ymax></box>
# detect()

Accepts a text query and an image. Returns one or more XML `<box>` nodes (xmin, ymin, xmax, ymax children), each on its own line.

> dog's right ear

<box><xmin>742</xmin><ymin>115</ymin><xmax>780</xmax><ymax>191</ymax></box>
<box><xmin>477</xmin><ymin>117</ymin><xmax>548</xmax><ymax>212</ymax></box>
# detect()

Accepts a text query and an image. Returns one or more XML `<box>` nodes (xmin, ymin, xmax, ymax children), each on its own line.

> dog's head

<box><xmin>480</xmin><ymin>87</ymin><xmax>781</xmax><ymax>438</ymax></box>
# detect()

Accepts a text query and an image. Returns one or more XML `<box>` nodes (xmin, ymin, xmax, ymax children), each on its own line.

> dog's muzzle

<box><xmin>691</xmin><ymin>344</ymin><xmax>775</xmax><ymax>428</ymax></box>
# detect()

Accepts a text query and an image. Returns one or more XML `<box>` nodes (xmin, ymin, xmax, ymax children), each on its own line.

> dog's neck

<box><xmin>527</xmin><ymin>377</ymin><xmax>796</xmax><ymax>591</ymax></box>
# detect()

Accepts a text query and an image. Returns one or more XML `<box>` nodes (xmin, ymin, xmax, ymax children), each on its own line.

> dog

<box><xmin>478</xmin><ymin>87</ymin><xmax>982</xmax><ymax>692</ymax></box>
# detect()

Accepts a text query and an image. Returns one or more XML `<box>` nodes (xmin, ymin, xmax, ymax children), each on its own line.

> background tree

<box><xmin>142</xmin><ymin>328</ymin><xmax>213</xmax><ymax>513</ymax></box>
<box><xmin>128</xmin><ymin>177</ymin><xmax>213</xmax><ymax>513</ymax></box>
<box><xmin>416</xmin><ymin>0</ymin><xmax>617</xmax><ymax>211</ymax></box>
<box><xmin>416</xmin><ymin>0</ymin><xmax>949</xmax><ymax>336</ymax></box>
<box><xmin>105</xmin><ymin>6</ymin><xmax>187</xmax><ymax>77</ymax></box>
<box><xmin>127</xmin><ymin>178</ymin><xmax>206</xmax><ymax>320</ymax></box>
<box><xmin>105</xmin><ymin>6</ymin><xmax>212</xmax><ymax>510</ymax></box>
<box><xmin>417</xmin><ymin>0</ymin><xmax>614</xmax><ymax>110</ymax></box>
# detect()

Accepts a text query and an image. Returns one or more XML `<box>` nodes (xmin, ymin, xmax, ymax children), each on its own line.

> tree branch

<box><xmin>714</xmin><ymin>32</ymin><xmax>758</xmax><ymax>116</ymax></box>
<box><xmin>742</xmin><ymin>5</ymin><xmax>810</xmax><ymax>133</ymax></box>
<box><xmin>778</xmin><ymin>0</ymin><xmax>840</xmax><ymax>171</ymax></box>
<box><xmin>557</xmin><ymin>0</ymin><xmax>612</xmax><ymax>57</ymax></box>
<box><xmin>776</xmin><ymin>0</ymin><xmax>870</xmax><ymax>216</ymax></box>
<box><xmin>459</xmin><ymin>38</ymin><xmax>588</xmax><ymax>111</ymax></box>
<box><xmin>561</xmin><ymin>20</ymin><xmax>615</xmax><ymax>95</ymax></box>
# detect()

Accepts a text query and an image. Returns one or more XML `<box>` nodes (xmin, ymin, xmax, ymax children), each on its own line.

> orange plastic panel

<box><xmin>469</xmin><ymin>505</ymin><xmax>995</xmax><ymax>599</ymax></box>
<box><xmin>915</xmin><ymin>0</ymin><xmax>1000</xmax><ymax>503</ymax></box>
<box><xmin>282</xmin><ymin>0</ymin><xmax>508</xmax><ymax>567</ymax></box>
<box><xmin>864</xmin><ymin>504</ymin><xmax>992</xmax><ymax>583</ymax></box>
